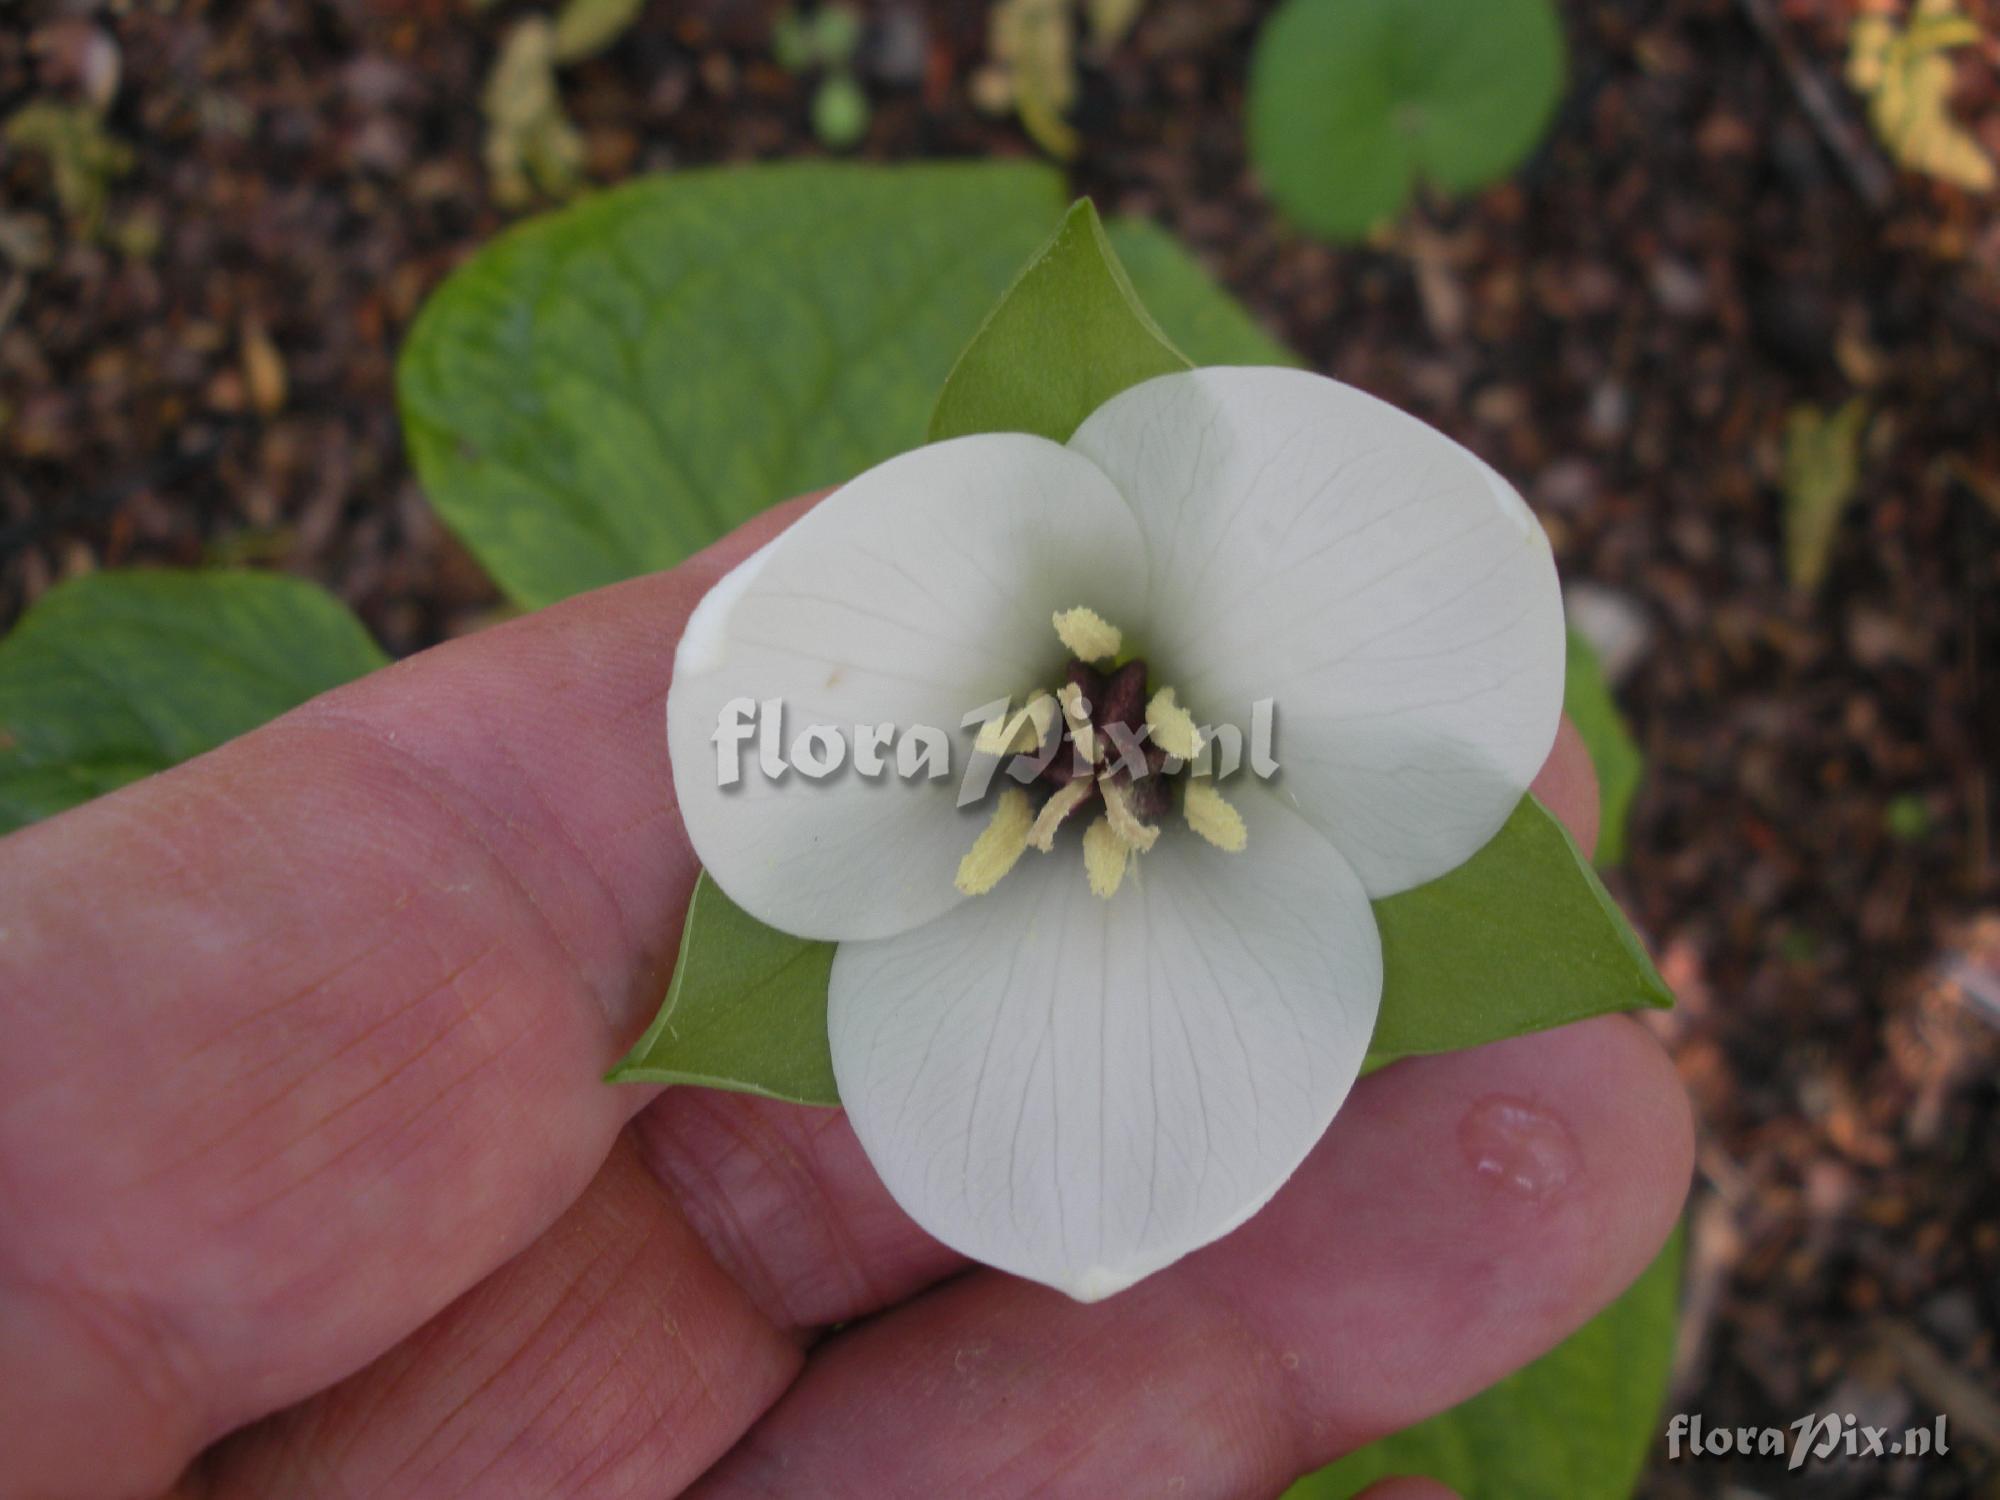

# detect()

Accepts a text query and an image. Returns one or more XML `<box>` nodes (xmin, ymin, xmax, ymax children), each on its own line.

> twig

<box><xmin>1735</xmin><ymin>0</ymin><xmax>1897</xmax><ymax>211</ymax></box>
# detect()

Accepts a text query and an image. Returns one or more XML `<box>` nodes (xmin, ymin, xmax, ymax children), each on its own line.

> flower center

<box><xmin>954</xmin><ymin>607</ymin><xmax>1248</xmax><ymax>900</ymax></box>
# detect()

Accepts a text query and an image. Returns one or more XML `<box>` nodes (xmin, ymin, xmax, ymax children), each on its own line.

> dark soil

<box><xmin>3</xmin><ymin>0</ymin><xmax>1996</xmax><ymax>1494</ymax></box>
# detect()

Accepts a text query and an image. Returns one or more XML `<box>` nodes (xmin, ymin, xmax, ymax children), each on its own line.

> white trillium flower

<box><xmin>667</xmin><ymin>367</ymin><xmax>1565</xmax><ymax>1301</ymax></box>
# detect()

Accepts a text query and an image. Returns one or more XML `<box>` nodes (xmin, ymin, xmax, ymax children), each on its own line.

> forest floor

<box><xmin>3</xmin><ymin>0</ymin><xmax>1997</xmax><ymax>1494</ymax></box>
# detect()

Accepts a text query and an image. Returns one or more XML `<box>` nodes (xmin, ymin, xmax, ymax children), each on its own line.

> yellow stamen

<box><xmin>973</xmin><ymin>690</ymin><xmax>1057</xmax><ymax>756</ymax></box>
<box><xmin>955</xmin><ymin>787</ymin><xmax>1035</xmax><ymax>895</ymax></box>
<box><xmin>1082</xmin><ymin>815</ymin><xmax>1129</xmax><ymax>898</ymax></box>
<box><xmin>1100</xmin><ymin>778</ymin><xmax>1160</xmax><ymax>853</ymax></box>
<box><xmin>1027</xmin><ymin>776</ymin><xmax>1096</xmax><ymax>852</ymax></box>
<box><xmin>1143</xmin><ymin>687</ymin><xmax>1202</xmax><ymax>761</ymax></box>
<box><xmin>1053</xmin><ymin>606</ymin><xmax>1122</xmax><ymax>664</ymax></box>
<box><xmin>1182</xmin><ymin>779</ymin><xmax>1248</xmax><ymax>853</ymax></box>
<box><xmin>1055</xmin><ymin>681</ymin><xmax>1100</xmax><ymax>766</ymax></box>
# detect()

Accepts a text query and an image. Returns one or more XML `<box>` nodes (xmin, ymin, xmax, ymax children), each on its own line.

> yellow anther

<box><xmin>973</xmin><ymin>690</ymin><xmax>1056</xmax><ymax>756</ymax></box>
<box><xmin>1053</xmin><ymin>606</ymin><xmax>1122</xmax><ymax>664</ymax></box>
<box><xmin>954</xmin><ymin>787</ymin><xmax>1035</xmax><ymax>895</ymax></box>
<box><xmin>1100</xmin><ymin>778</ymin><xmax>1160</xmax><ymax>853</ymax></box>
<box><xmin>1055</xmin><ymin>681</ymin><xmax>1100</xmax><ymax>766</ymax></box>
<box><xmin>1028</xmin><ymin>776</ymin><xmax>1096</xmax><ymax>852</ymax></box>
<box><xmin>1082</xmin><ymin>815</ymin><xmax>1129</xmax><ymax>898</ymax></box>
<box><xmin>1143</xmin><ymin>687</ymin><xmax>1202</xmax><ymax>761</ymax></box>
<box><xmin>1182</xmin><ymin>779</ymin><xmax>1248</xmax><ymax>853</ymax></box>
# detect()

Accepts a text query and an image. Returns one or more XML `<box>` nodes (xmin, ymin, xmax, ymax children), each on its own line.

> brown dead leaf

<box><xmin>241</xmin><ymin>321</ymin><xmax>287</xmax><ymax>416</ymax></box>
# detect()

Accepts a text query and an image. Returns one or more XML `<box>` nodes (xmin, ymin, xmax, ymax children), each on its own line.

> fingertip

<box><xmin>1608</xmin><ymin>1013</ymin><xmax>1698</xmax><ymax>1241</ymax></box>
<box><xmin>1455</xmin><ymin>1014</ymin><xmax>1693</xmax><ymax>1318</ymax></box>
<box><xmin>1202</xmin><ymin>1012</ymin><xmax>1693</xmax><ymax>1455</ymax></box>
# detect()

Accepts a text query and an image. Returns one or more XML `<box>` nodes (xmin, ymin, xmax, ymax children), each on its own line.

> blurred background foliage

<box><xmin>2</xmin><ymin>0</ymin><xmax>1998</xmax><ymax>1495</ymax></box>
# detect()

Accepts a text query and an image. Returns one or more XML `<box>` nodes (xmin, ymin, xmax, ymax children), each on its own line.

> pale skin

<box><xmin>0</xmin><ymin>495</ymin><xmax>1693</xmax><ymax>1500</ymax></box>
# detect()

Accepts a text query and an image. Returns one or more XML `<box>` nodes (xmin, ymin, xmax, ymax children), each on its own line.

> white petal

<box><xmin>828</xmin><ymin>790</ymin><xmax>1380</xmax><ymax>1300</ymax></box>
<box><xmin>1069</xmin><ymin>367</ymin><xmax>1565</xmax><ymax>897</ymax></box>
<box><xmin>667</xmin><ymin>434</ymin><xmax>1147</xmax><ymax>941</ymax></box>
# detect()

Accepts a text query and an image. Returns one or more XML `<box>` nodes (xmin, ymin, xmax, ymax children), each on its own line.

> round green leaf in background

<box><xmin>0</xmin><ymin>571</ymin><xmax>386</xmax><ymax>835</ymax></box>
<box><xmin>1247</xmin><ymin>0</ymin><xmax>1567</xmax><ymax>240</ymax></box>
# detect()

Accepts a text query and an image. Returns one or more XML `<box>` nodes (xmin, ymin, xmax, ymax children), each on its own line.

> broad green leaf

<box><xmin>929</xmin><ymin>199</ymin><xmax>1189</xmax><ymax>443</ymax></box>
<box><xmin>1564</xmin><ymin>626</ymin><xmax>1642</xmax><ymax>868</ymax></box>
<box><xmin>1781</xmin><ymin>397</ymin><xmax>1867</xmax><ymax>594</ymax></box>
<box><xmin>399</xmin><ymin>163</ymin><xmax>1073</xmax><ymax>608</ymax></box>
<box><xmin>1247</xmin><ymin>0</ymin><xmax>1565</xmax><ymax>239</ymax></box>
<box><xmin>1368</xmin><ymin>795</ymin><xmax>1670</xmax><ymax>1065</ymax></box>
<box><xmin>1289</xmin><ymin>1226</ymin><xmax>1684</xmax><ymax>1500</ymax></box>
<box><xmin>0</xmin><ymin>571</ymin><xmax>386</xmax><ymax>835</ymax></box>
<box><xmin>609</xmin><ymin>872</ymin><xmax>840</xmax><ymax>1105</ymax></box>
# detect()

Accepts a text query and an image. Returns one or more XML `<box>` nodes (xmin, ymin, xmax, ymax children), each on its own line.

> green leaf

<box><xmin>1564</xmin><ymin>626</ymin><xmax>1642</xmax><ymax>868</ymax></box>
<box><xmin>1368</xmin><ymin>795</ymin><xmax>1671</xmax><ymax>1066</ymax></box>
<box><xmin>399</xmin><ymin>162</ymin><xmax>1074</xmax><ymax>609</ymax></box>
<box><xmin>1288</xmin><ymin>1225</ymin><xmax>1684</xmax><ymax>1500</ymax></box>
<box><xmin>609</xmin><ymin>872</ymin><xmax>840</xmax><ymax>1105</ymax></box>
<box><xmin>0</xmin><ymin>571</ymin><xmax>387</xmax><ymax>835</ymax></box>
<box><xmin>1247</xmin><ymin>0</ymin><xmax>1566</xmax><ymax>239</ymax></box>
<box><xmin>929</xmin><ymin>199</ymin><xmax>1190</xmax><ymax>444</ymax></box>
<box><xmin>1781</xmin><ymin>397</ymin><xmax>1867</xmax><ymax>594</ymax></box>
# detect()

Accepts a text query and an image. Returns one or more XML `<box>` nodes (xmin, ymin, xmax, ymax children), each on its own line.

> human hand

<box><xmin>0</xmin><ymin>497</ymin><xmax>1691</xmax><ymax>1500</ymax></box>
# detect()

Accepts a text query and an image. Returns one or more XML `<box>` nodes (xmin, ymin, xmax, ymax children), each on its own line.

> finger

<box><xmin>685</xmin><ymin>1015</ymin><xmax>1693</xmax><ymax>1499</ymax></box>
<box><xmin>628</xmin><ymin>1089</ymin><xmax>964</xmax><ymax>1331</ymax></box>
<box><xmin>190</xmin><ymin>1138</ymin><xmax>801</xmax><ymax>1500</ymax></box>
<box><xmin>0</xmin><ymin>500</ymin><xmax>815</xmax><ymax>1496</ymax></box>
